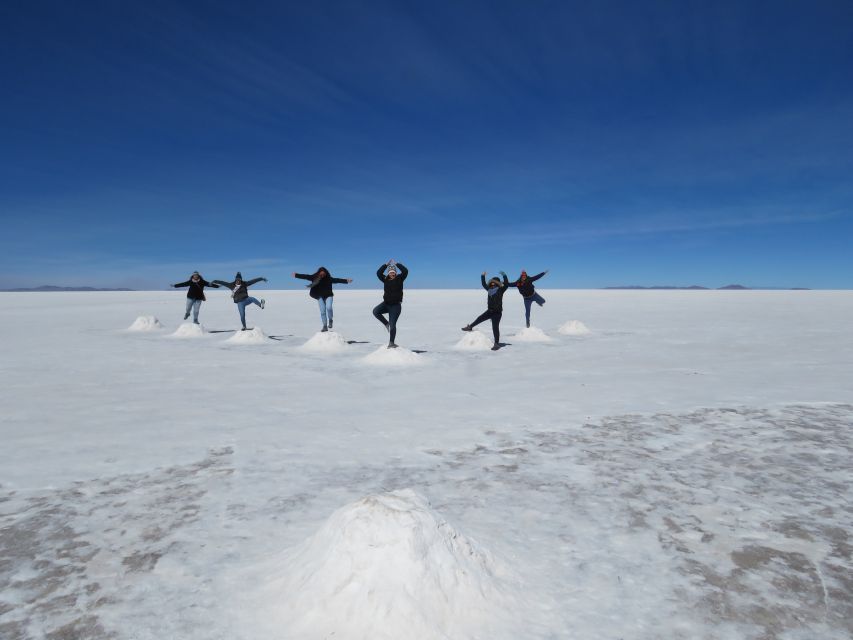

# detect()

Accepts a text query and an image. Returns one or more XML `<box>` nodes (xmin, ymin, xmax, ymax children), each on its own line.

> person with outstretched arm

<box><xmin>509</xmin><ymin>269</ymin><xmax>548</xmax><ymax>328</ymax></box>
<box><xmin>292</xmin><ymin>267</ymin><xmax>353</xmax><ymax>332</ymax></box>
<box><xmin>172</xmin><ymin>271</ymin><xmax>219</xmax><ymax>324</ymax></box>
<box><xmin>373</xmin><ymin>259</ymin><xmax>408</xmax><ymax>348</ymax></box>
<box><xmin>212</xmin><ymin>272</ymin><xmax>267</xmax><ymax>330</ymax></box>
<box><xmin>461</xmin><ymin>271</ymin><xmax>510</xmax><ymax>351</ymax></box>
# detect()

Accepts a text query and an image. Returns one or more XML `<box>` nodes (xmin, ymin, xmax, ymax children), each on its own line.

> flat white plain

<box><xmin>1</xmin><ymin>289</ymin><xmax>851</xmax><ymax>639</ymax></box>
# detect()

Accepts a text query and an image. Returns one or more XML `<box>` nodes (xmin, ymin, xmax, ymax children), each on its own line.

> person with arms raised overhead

<box><xmin>509</xmin><ymin>269</ymin><xmax>548</xmax><ymax>328</ymax></box>
<box><xmin>172</xmin><ymin>271</ymin><xmax>218</xmax><ymax>324</ymax></box>
<box><xmin>373</xmin><ymin>259</ymin><xmax>408</xmax><ymax>348</ymax></box>
<box><xmin>292</xmin><ymin>266</ymin><xmax>353</xmax><ymax>332</ymax></box>
<box><xmin>212</xmin><ymin>272</ymin><xmax>267</xmax><ymax>331</ymax></box>
<box><xmin>461</xmin><ymin>271</ymin><xmax>510</xmax><ymax>351</ymax></box>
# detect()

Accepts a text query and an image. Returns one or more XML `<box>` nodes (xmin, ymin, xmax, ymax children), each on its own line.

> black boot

<box><xmin>461</xmin><ymin>325</ymin><xmax>472</xmax><ymax>331</ymax></box>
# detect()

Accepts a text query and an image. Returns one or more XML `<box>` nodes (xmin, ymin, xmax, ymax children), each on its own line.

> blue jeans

<box><xmin>237</xmin><ymin>297</ymin><xmax>261</xmax><ymax>328</ymax></box>
<box><xmin>523</xmin><ymin>292</ymin><xmax>545</xmax><ymax>326</ymax></box>
<box><xmin>185</xmin><ymin>298</ymin><xmax>202</xmax><ymax>323</ymax></box>
<box><xmin>318</xmin><ymin>296</ymin><xmax>333</xmax><ymax>326</ymax></box>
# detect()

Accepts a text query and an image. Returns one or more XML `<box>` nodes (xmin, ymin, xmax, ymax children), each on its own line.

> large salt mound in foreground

<box><xmin>453</xmin><ymin>330</ymin><xmax>494</xmax><ymax>351</ymax></box>
<box><xmin>127</xmin><ymin>316</ymin><xmax>163</xmax><ymax>332</ymax></box>
<box><xmin>170</xmin><ymin>322</ymin><xmax>206</xmax><ymax>338</ymax></box>
<box><xmin>559</xmin><ymin>320</ymin><xmax>592</xmax><ymax>336</ymax></box>
<box><xmin>242</xmin><ymin>490</ymin><xmax>533</xmax><ymax>640</ymax></box>
<box><xmin>225</xmin><ymin>327</ymin><xmax>268</xmax><ymax>344</ymax></box>
<box><xmin>300</xmin><ymin>331</ymin><xmax>348</xmax><ymax>353</ymax></box>
<box><xmin>512</xmin><ymin>326</ymin><xmax>553</xmax><ymax>342</ymax></box>
<box><xmin>362</xmin><ymin>345</ymin><xmax>425</xmax><ymax>366</ymax></box>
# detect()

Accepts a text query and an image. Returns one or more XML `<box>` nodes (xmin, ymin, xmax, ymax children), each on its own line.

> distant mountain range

<box><xmin>1</xmin><ymin>285</ymin><xmax>135</xmax><ymax>292</ymax></box>
<box><xmin>604</xmin><ymin>284</ymin><xmax>811</xmax><ymax>290</ymax></box>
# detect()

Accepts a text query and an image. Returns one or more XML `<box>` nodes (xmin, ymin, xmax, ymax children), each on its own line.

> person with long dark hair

<box><xmin>461</xmin><ymin>271</ymin><xmax>510</xmax><ymax>351</ymax></box>
<box><xmin>212</xmin><ymin>272</ymin><xmax>267</xmax><ymax>330</ymax></box>
<box><xmin>172</xmin><ymin>271</ymin><xmax>219</xmax><ymax>324</ymax></box>
<box><xmin>373</xmin><ymin>259</ymin><xmax>408</xmax><ymax>348</ymax></box>
<box><xmin>292</xmin><ymin>266</ymin><xmax>353</xmax><ymax>331</ymax></box>
<box><xmin>509</xmin><ymin>269</ymin><xmax>548</xmax><ymax>328</ymax></box>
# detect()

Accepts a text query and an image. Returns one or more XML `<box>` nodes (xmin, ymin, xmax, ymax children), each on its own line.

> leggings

<box><xmin>373</xmin><ymin>302</ymin><xmax>402</xmax><ymax>343</ymax></box>
<box><xmin>470</xmin><ymin>309</ymin><xmax>502</xmax><ymax>343</ymax></box>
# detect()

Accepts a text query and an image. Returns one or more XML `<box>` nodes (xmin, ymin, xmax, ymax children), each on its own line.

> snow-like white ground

<box><xmin>1</xmin><ymin>289</ymin><xmax>852</xmax><ymax>639</ymax></box>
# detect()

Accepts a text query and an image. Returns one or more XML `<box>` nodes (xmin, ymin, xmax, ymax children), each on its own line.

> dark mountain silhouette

<box><xmin>1</xmin><ymin>285</ymin><xmax>135</xmax><ymax>292</ymax></box>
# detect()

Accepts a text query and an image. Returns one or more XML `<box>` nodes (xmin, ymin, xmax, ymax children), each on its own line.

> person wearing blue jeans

<box><xmin>293</xmin><ymin>267</ymin><xmax>353</xmax><ymax>331</ymax></box>
<box><xmin>508</xmin><ymin>270</ymin><xmax>548</xmax><ymax>328</ymax></box>
<box><xmin>212</xmin><ymin>272</ymin><xmax>267</xmax><ymax>330</ymax></box>
<box><xmin>172</xmin><ymin>271</ymin><xmax>218</xmax><ymax>324</ymax></box>
<box><xmin>185</xmin><ymin>298</ymin><xmax>202</xmax><ymax>323</ymax></box>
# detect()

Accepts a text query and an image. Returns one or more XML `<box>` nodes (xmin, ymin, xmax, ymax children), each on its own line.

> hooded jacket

<box><xmin>173</xmin><ymin>277</ymin><xmax>218</xmax><ymax>301</ymax></box>
<box><xmin>376</xmin><ymin>263</ymin><xmax>408</xmax><ymax>304</ymax></box>
<box><xmin>294</xmin><ymin>268</ymin><xmax>350</xmax><ymax>300</ymax></box>
<box><xmin>509</xmin><ymin>271</ymin><xmax>546</xmax><ymax>297</ymax></box>
<box><xmin>483</xmin><ymin>273</ymin><xmax>510</xmax><ymax>311</ymax></box>
<box><xmin>212</xmin><ymin>275</ymin><xmax>265</xmax><ymax>303</ymax></box>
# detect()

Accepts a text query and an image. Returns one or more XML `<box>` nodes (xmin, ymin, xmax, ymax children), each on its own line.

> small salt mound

<box><xmin>300</xmin><ymin>331</ymin><xmax>348</xmax><ymax>353</ymax></box>
<box><xmin>453</xmin><ymin>330</ymin><xmax>494</xmax><ymax>351</ymax></box>
<box><xmin>225</xmin><ymin>327</ymin><xmax>268</xmax><ymax>344</ymax></box>
<box><xmin>558</xmin><ymin>320</ymin><xmax>592</xmax><ymax>336</ymax></box>
<box><xmin>512</xmin><ymin>326</ymin><xmax>553</xmax><ymax>342</ymax></box>
<box><xmin>362</xmin><ymin>345</ymin><xmax>424</xmax><ymax>366</ymax></box>
<box><xmin>245</xmin><ymin>490</ymin><xmax>528</xmax><ymax>639</ymax></box>
<box><xmin>127</xmin><ymin>316</ymin><xmax>163</xmax><ymax>332</ymax></box>
<box><xmin>170</xmin><ymin>322</ymin><xmax>206</xmax><ymax>338</ymax></box>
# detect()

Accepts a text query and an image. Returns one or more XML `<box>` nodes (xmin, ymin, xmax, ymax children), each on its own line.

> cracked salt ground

<box><xmin>1</xmin><ymin>406</ymin><xmax>851</xmax><ymax>639</ymax></box>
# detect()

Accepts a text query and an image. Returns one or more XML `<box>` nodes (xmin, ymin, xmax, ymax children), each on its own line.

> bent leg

<box><xmin>373</xmin><ymin>302</ymin><xmax>389</xmax><ymax>326</ymax></box>
<box><xmin>470</xmin><ymin>309</ymin><xmax>493</xmax><ymax>328</ymax></box>
<box><xmin>533</xmin><ymin>292</ymin><xmax>546</xmax><ymax>306</ymax></box>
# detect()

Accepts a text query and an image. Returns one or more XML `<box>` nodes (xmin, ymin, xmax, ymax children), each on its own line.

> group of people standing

<box><xmin>172</xmin><ymin>263</ymin><xmax>547</xmax><ymax>351</ymax></box>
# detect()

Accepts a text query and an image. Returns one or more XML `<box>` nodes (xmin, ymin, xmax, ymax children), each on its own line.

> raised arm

<box><xmin>376</xmin><ymin>264</ymin><xmax>388</xmax><ymax>282</ymax></box>
<box><xmin>293</xmin><ymin>273</ymin><xmax>312</xmax><ymax>281</ymax></box>
<box><xmin>529</xmin><ymin>271</ymin><xmax>547</xmax><ymax>283</ymax></box>
<box><xmin>481</xmin><ymin>273</ymin><xmax>489</xmax><ymax>290</ymax></box>
<box><xmin>396</xmin><ymin>263</ymin><xmax>408</xmax><ymax>281</ymax></box>
<box><xmin>500</xmin><ymin>271</ymin><xmax>510</xmax><ymax>288</ymax></box>
<box><xmin>173</xmin><ymin>280</ymin><xmax>191</xmax><ymax>288</ymax></box>
<box><xmin>245</xmin><ymin>277</ymin><xmax>266</xmax><ymax>287</ymax></box>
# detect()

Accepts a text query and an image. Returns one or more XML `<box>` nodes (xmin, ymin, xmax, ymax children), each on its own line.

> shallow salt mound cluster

<box><xmin>225</xmin><ymin>327</ymin><xmax>268</xmax><ymax>344</ymax></box>
<box><xmin>362</xmin><ymin>345</ymin><xmax>424</xmax><ymax>366</ymax></box>
<box><xmin>512</xmin><ymin>326</ymin><xmax>553</xmax><ymax>342</ymax></box>
<box><xmin>300</xmin><ymin>331</ymin><xmax>348</xmax><ymax>353</ymax></box>
<box><xmin>170</xmin><ymin>322</ymin><xmax>206</xmax><ymax>338</ymax></box>
<box><xmin>453</xmin><ymin>330</ymin><xmax>494</xmax><ymax>351</ymax></box>
<box><xmin>558</xmin><ymin>320</ymin><xmax>592</xmax><ymax>336</ymax></box>
<box><xmin>246</xmin><ymin>490</ymin><xmax>526</xmax><ymax>640</ymax></box>
<box><xmin>127</xmin><ymin>316</ymin><xmax>163</xmax><ymax>331</ymax></box>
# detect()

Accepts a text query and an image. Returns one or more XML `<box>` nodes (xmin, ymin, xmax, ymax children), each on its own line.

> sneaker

<box><xmin>184</xmin><ymin>312</ymin><xmax>190</xmax><ymax>320</ymax></box>
<box><xmin>491</xmin><ymin>343</ymin><xmax>500</xmax><ymax>351</ymax></box>
<box><xmin>260</xmin><ymin>299</ymin><xmax>266</xmax><ymax>309</ymax></box>
<box><xmin>387</xmin><ymin>343</ymin><xmax>398</xmax><ymax>349</ymax></box>
<box><xmin>241</xmin><ymin>327</ymin><xmax>247</xmax><ymax>331</ymax></box>
<box><xmin>321</xmin><ymin>326</ymin><xmax>328</xmax><ymax>332</ymax></box>
<box><xmin>328</xmin><ymin>319</ymin><xmax>333</xmax><ymax>329</ymax></box>
<box><xmin>526</xmin><ymin>321</ymin><xmax>530</xmax><ymax>328</ymax></box>
<box><xmin>461</xmin><ymin>325</ymin><xmax>472</xmax><ymax>332</ymax></box>
<box><xmin>193</xmin><ymin>321</ymin><xmax>199</xmax><ymax>325</ymax></box>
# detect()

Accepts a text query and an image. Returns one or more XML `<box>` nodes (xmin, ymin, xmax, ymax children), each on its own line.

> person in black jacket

<box><xmin>372</xmin><ymin>260</ymin><xmax>408</xmax><ymax>348</ymax></box>
<box><xmin>461</xmin><ymin>271</ymin><xmax>510</xmax><ymax>351</ymax></box>
<box><xmin>212</xmin><ymin>272</ymin><xmax>267</xmax><ymax>330</ymax></box>
<box><xmin>172</xmin><ymin>271</ymin><xmax>219</xmax><ymax>324</ymax></box>
<box><xmin>508</xmin><ymin>269</ymin><xmax>548</xmax><ymax>327</ymax></box>
<box><xmin>292</xmin><ymin>266</ymin><xmax>353</xmax><ymax>332</ymax></box>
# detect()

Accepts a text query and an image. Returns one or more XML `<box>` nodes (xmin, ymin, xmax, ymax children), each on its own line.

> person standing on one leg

<box><xmin>462</xmin><ymin>271</ymin><xmax>510</xmax><ymax>351</ymax></box>
<box><xmin>293</xmin><ymin>267</ymin><xmax>352</xmax><ymax>332</ymax></box>
<box><xmin>172</xmin><ymin>271</ymin><xmax>218</xmax><ymax>324</ymax></box>
<box><xmin>372</xmin><ymin>259</ymin><xmax>408</xmax><ymax>348</ymax></box>
<box><xmin>509</xmin><ymin>270</ymin><xmax>548</xmax><ymax>328</ymax></box>
<box><xmin>212</xmin><ymin>272</ymin><xmax>267</xmax><ymax>330</ymax></box>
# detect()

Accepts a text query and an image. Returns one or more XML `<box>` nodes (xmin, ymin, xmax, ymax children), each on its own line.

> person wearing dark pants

<box><xmin>212</xmin><ymin>272</ymin><xmax>267</xmax><ymax>330</ymax></box>
<box><xmin>172</xmin><ymin>271</ymin><xmax>218</xmax><ymax>324</ymax></box>
<box><xmin>373</xmin><ymin>260</ymin><xmax>408</xmax><ymax>348</ymax></box>
<box><xmin>508</xmin><ymin>270</ymin><xmax>548</xmax><ymax>328</ymax></box>
<box><xmin>293</xmin><ymin>267</ymin><xmax>352</xmax><ymax>331</ymax></box>
<box><xmin>462</xmin><ymin>271</ymin><xmax>510</xmax><ymax>351</ymax></box>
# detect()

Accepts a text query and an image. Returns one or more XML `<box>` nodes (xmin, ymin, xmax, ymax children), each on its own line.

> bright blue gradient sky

<box><xmin>1</xmin><ymin>0</ymin><xmax>851</xmax><ymax>289</ymax></box>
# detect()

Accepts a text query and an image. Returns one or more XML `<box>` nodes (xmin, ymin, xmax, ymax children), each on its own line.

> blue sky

<box><xmin>1</xmin><ymin>0</ymin><xmax>851</xmax><ymax>289</ymax></box>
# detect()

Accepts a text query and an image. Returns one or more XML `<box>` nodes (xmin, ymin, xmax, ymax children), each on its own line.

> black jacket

<box><xmin>483</xmin><ymin>273</ymin><xmax>510</xmax><ymax>311</ymax></box>
<box><xmin>376</xmin><ymin>263</ymin><xmax>408</xmax><ymax>304</ymax></box>
<box><xmin>173</xmin><ymin>278</ymin><xmax>218</xmax><ymax>301</ymax></box>
<box><xmin>212</xmin><ymin>277</ymin><xmax>264</xmax><ymax>303</ymax></box>
<box><xmin>294</xmin><ymin>270</ymin><xmax>350</xmax><ymax>300</ymax></box>
<box><xmin>509</xmin><ymin>272</ymin><xmax>545</xmax><ymax>297</ymax></box>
